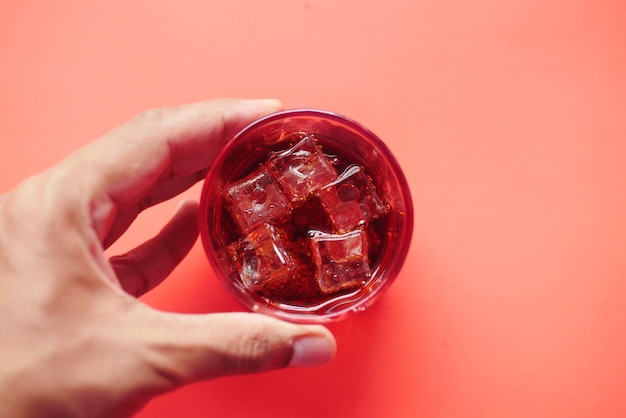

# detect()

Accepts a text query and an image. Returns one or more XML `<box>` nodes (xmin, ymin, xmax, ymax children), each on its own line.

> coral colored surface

<box><xmin>2</xmin><ymin>1</ymin><xmax>626</xmax><ymax>417</ymax></box>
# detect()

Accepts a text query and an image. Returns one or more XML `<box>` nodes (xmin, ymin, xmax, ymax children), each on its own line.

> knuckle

<box><xmin>2</xmin><ymin>175</ymin><xmax>68</xmax><ymax>234</ymax></box>
<box><xmin>235</xmin><ymin>333</ymin><xmax>273</xmax><ymax>372</ymax></box>
<box><xmin>161</xmin><ymin>235</ymin><xmax>184</xmax><ymax>265</ymax></box>
<box><xmin>229</xmin><ymin>331</ymin><xmax>282</xmax><ymax>374</ymax></box>
<box><xmin>109</xmin><ymin>252</ymin><xmax>150</xmax><ymax>296</ymax></box>
<box><xmin>133</xmin><ymin>107</ymin><xmax>168</xmax><ymax>125</ymax></box>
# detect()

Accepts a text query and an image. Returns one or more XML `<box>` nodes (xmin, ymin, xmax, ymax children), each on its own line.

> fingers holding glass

<box><xmin>108</xmin><ymin>199</ymin><xmax>199</xmax><ymax>297</ymax></box>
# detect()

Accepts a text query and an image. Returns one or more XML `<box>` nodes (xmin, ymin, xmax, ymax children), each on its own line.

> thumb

<box><xmin>131</xmin><ymin>310</ymin><xmax>336</xmax><ymax>389</ymax></box>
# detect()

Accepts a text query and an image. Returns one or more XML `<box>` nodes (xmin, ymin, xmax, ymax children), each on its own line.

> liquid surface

<box><xmin>216</xmin><ymin>132</ymin><xmax>390</xmax><ymax>308</ymax></box>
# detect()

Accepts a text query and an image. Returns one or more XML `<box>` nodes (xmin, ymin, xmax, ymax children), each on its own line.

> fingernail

<box><xmin>174</xmin><ymin>198</ymin><xmax>196</xmax><ymax>214</ymax></box>
<box><xmin>250</xmin><ymin>98</ymin><xmax>283</xmax><ymax>112</ymax></box>
<box><xmin>289</xmin><ymin>335</ymin><xmax>336</xmax><ymax>368</ymax></box>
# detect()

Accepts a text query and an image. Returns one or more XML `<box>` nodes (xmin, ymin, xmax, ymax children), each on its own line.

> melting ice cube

<box><xmin>267</xmin><ymin>136</ymin><xmax>337</xmax><ymax>202</ymax></box>
<box><xmin>309</xmin><ymin>229</ymin><xmax>371</xmax><ymax>294</ymax></box>
<box><xmin>228</xmin><ymin>224</ymin><xmax>295</xmax><ymax>292</ymax></box>
<box><xmin>317</xmin><ymin>165</ymin><xmax>387</xmax><ymax>233</ymax></box>
<box><xmin>225</xmin><ymin>168</ymin><xmax>291</xmax><ymax>232</ymax></box>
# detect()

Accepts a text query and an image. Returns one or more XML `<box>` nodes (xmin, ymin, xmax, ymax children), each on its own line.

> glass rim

<box><xmin>200</xmin><ymin>108</ymin><xmax>414</xmax><ymax>323</ymax></box>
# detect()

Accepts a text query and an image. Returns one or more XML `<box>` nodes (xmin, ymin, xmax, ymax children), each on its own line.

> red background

<box><xmin>2</xmin><ymin>1</ymin><xmax>626</xmax><ymax>417</ymax></box>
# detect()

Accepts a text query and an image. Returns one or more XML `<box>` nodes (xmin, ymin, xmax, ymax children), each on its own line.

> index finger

<box><xmin>64</xmin><ymin>98</ymin><xmax>282</xmax><ymax>211</ymax></box>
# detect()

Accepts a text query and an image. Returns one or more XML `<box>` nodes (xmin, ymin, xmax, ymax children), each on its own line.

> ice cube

<box><xmin>317</xmin><ymin>165</ymin><xmax>387</xmax><ymax>233</ymax></box>
<box><xmin>267</xmin><ymin>136</ymin><xmax>337</xmax><ymax>202</ymax></box>
<box><xmin>225</xmin><ymin>168</ymin><xmax>291</xmax><ymax>232</ymax></box>
<box><xmin>228</xmin><ymin>224</ymin><xmax>295</xmax><ymax>292</ymax></box>
<box><xmin>309</xmin><ymin>229</ymin><xmax>371</xmax><ymax>294</ymax></box>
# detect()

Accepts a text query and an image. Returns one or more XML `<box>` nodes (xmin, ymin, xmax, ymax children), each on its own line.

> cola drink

<box><xmin>200</xmin><ymin>110</ymin><xmax>413</xmax><ymax>323</ymax></box>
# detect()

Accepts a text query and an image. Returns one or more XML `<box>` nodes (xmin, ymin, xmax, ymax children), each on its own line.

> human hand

<box><xmin>0</xmin><ymin>99</ymin><xmax>336</xmax><ymax>418</ymax></box>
